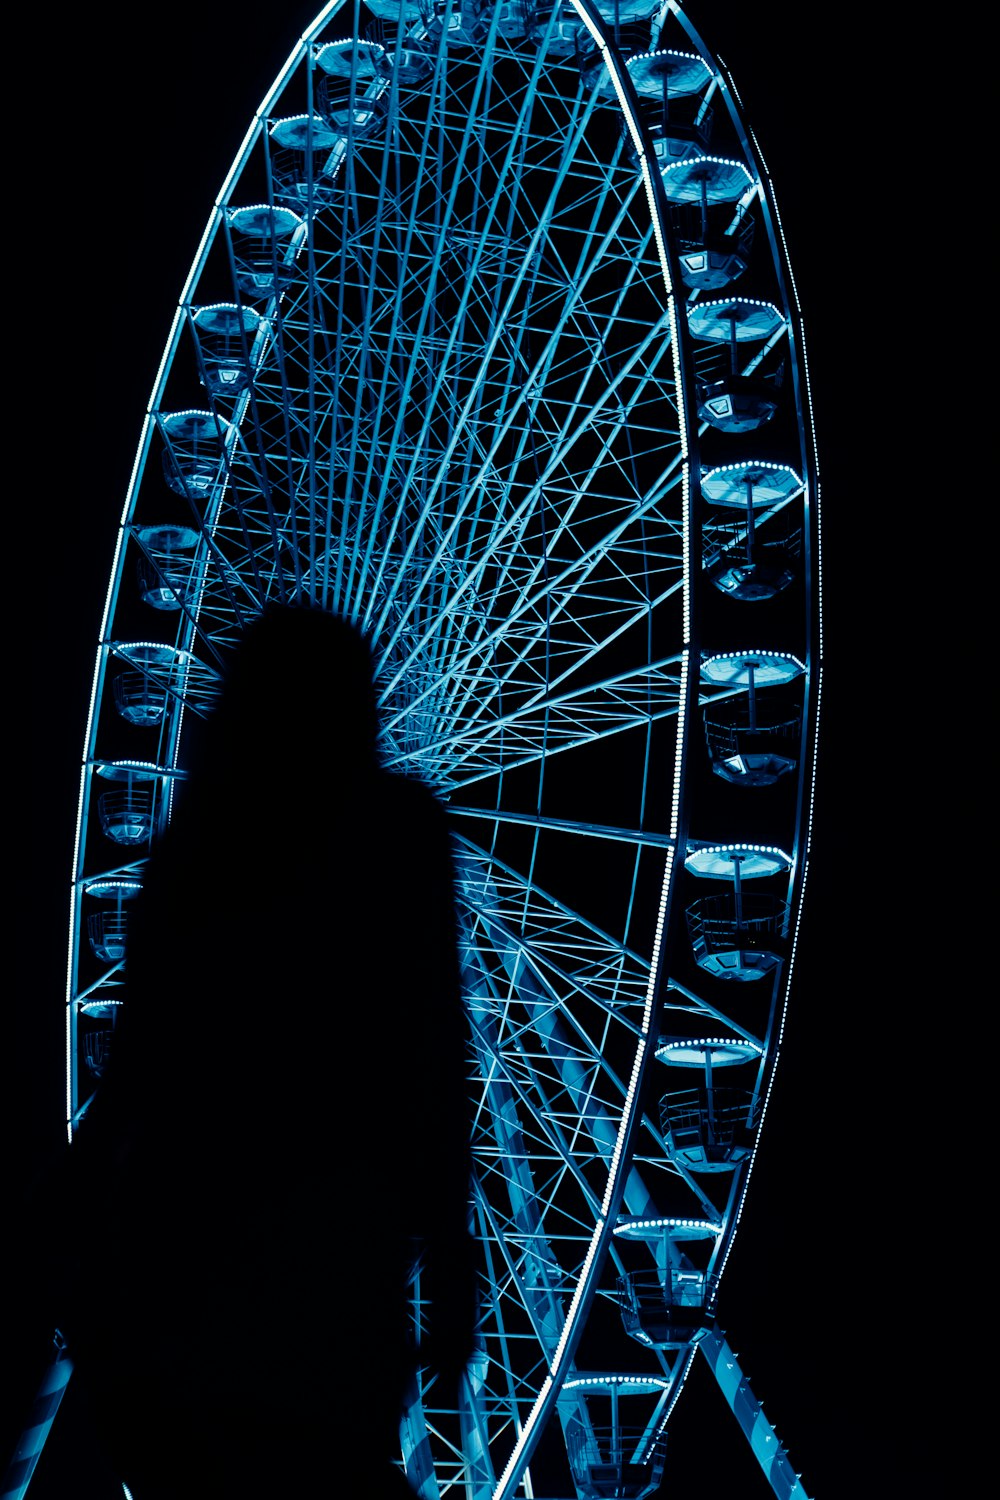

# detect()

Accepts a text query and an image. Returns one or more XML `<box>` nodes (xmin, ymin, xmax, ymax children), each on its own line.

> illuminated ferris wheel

<box><xmin>56</xmin><ymin>3</ymin><xmax>820</xmax><ymax>1497</ymax></box>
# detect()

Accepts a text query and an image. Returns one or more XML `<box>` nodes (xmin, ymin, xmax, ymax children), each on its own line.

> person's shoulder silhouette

<box><xmin>61</xmin><ymin>603</ymin><xmax>475</xmax><ymax>1497</ymax></box>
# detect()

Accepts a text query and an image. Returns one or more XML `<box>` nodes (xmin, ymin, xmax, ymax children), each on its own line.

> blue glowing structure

<box><xmin>62</xmin><ymin>3</ymin><xmax>820</xmax><ymax>1496</ymax></box>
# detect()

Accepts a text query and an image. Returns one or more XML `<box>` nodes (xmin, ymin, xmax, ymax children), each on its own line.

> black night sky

<box><xmin>6</xmin><ymin>4</ymin><xmax>955</xmax><ymax>1496</ymax></box>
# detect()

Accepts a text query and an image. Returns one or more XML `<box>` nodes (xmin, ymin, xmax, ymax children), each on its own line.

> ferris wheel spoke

<box><xmin>409</xmin><ymin>566</ymin><xmax>683</xmax><ymax>769</ymax></box>
<box><xmin>466</xmin><ymin>1143</ymin><xmax>626</xmax><ymax>1495</ymax></box>
<box><xmin>360</xmin><ymin>85</ymin><xmax>606</xmax><ymax>640</ymax></box>
<box><xmin>457</xmin><ymin>839</ymin><xmax>650</xmax><ymax>993</ymax></box>
<box><xmin>451</xmin><ymin>184</ymin><xmax>654</xmax><ymax>506</ymax></box>
<box><xmin>662</xmin><ymin>982</ymin><xmax>766</xmax><ymax>1053</ymax></box>
<box><xmin>461</xmin><ymin>901</ymin><xmax>671</xmax><ymax>1273</ymax></box>
<box><xmin>376</xmin><ymin>503</ymin><xmax>684</xmax><ymax>759</ymax></box>
<box><xmin>468</xmin><ymin>1046</ymin><xmax>590</xmax><ymax>1357</ymax></box>
<box><xmin>474</xmin><ymin>1122</ymin><xmax>602</xmax><ymax>1281</ymax></box>
<box><xmin>70</xmin><ymin>964</ymin><xmax>126</xmax><ymax>1008</ymax></box>
<box><xmin>456</xmin><ymin>844</ymin><xmax>653</xmax><ymax>1111</ymax></box>
<box><xmin>481</xmin><ymin>227</ymin><xmax>663</xmax><ymax>507</ymax></box>
<box><xmin>468</xmin><ymin>968</ymin><xmax>636</xmax><ymax>1131</ymax></box>
<box><xmin>104</xmin><ymin>643</ymin><xmax>223</xmax><ymax>722</ymax></box>
<box><xmin>347</xmin><ymin>99</ymin><xmax>653</xmax><ymax>645</ymax></box>
<box><xmin>443</xmin><ymin>214</ymin><xmax>653</xmax><ymax>556</ymax></box>
<box><xmin>465</xmin><ymin>1000</ymin><xmax>637</xmax><ymax>1227</ymax></box>
<box><xmin>468</xmin><ymin>1010</ymin><xmax>607</xmax><ymax>1220</ymax></box>
<box><xmin>371</xmin><ymin>261</ymin><xmax>678</xmax><ymax>699</ymax></box>
<box><xmin>449</xmin><ymin>806</ymin><xmax>674</xmax><ymax>851</ymax></box>
<box><xmin>251</xmin><ymin>154</ymin><xmax>678</xmax><ymax>699</ymax></box>
<box><xmin>376</xmin><ymin>432</ymin><xmax>684</xmax><ymax>745</ymax></box>
<box><xmin>388</xmin><ymin>649</ymin><xmax>683</xmax><ymax>783</ymax></box>
<box><xmin>468</xmin><ymin>954</ymin><xmax>631</xmax><ymax>1177</ymax></box>
<box><xmin>348</xmin><ymin>35</ymin><xmax>534</xmax><ymax>620</ymax></box>
<box><xmin>241</xmin><ymin>312</ymin><xmax>342</xmax><ymax>577</ymax></box>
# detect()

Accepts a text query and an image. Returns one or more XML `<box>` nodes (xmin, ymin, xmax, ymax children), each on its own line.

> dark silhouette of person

<box><xmin>55</xmin><ymin>603</ymin><xmax>476</xmax><ymax>1497</ymax></box>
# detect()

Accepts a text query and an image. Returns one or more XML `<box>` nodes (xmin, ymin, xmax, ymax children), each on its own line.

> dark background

<box><xmin>6</xmin><ymin>3</ymin><xmax>951</xmax><ymax>1495</ymax></box>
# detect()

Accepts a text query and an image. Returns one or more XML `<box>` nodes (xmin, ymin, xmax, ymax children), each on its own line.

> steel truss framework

<box><xmin>65</xmin><ymin>3</ymin><xmax>820</xmax><ymax>1497</ymax></box>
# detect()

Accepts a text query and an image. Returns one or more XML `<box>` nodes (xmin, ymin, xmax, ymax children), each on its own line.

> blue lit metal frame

<box><xmin>65</xmin><ymin>3</ymin><xmax>820</xmax><ymax>1496</ymax></box>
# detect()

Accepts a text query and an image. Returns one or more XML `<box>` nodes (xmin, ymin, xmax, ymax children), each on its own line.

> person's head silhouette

<box><xmin>177</xmin><ymin>603</ymin><xmax>381</xmax><ymax>826</ymax></box>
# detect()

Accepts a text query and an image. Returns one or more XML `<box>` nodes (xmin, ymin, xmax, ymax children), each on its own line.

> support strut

<box><xmin>2</xmin><ymin>1331</ymin><xmax>75</xmax><ymax>1500</ymax></box>
<box><xmin>699</xmin><ymin>1323</ymin><xmax>811</xmax><ymax>1500</ymax></box>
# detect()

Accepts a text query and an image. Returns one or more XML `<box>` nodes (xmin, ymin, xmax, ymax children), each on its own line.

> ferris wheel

<box><xmin>48</xmin><ymin>3</ymin><xmax>821</xmax><ymax>1497</ymax></box>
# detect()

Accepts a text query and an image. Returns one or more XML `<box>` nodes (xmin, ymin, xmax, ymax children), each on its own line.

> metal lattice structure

<box><xmin>64</xmin><ymin>4</ymin><xmax>820</xmax><ymax>1496</ymax></box>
